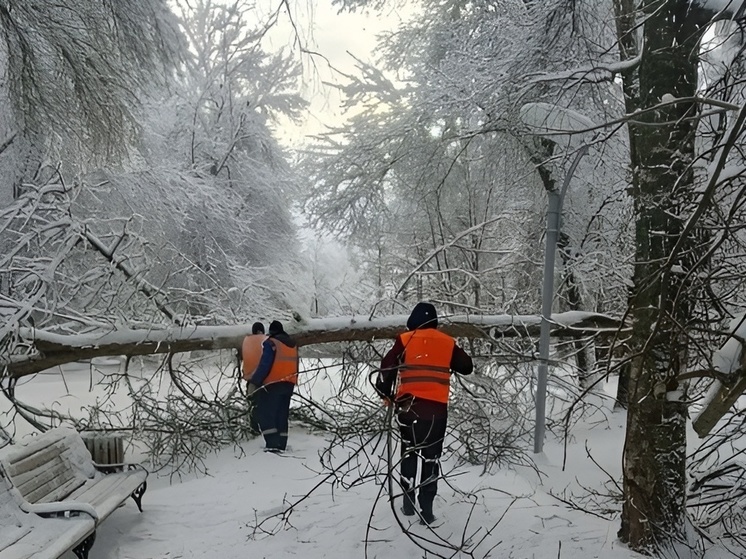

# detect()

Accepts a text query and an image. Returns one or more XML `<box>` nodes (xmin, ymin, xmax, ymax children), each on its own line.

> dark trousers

<box><xmin>255</xmin><ymin>382</ymin><xmax>294</xmax><ymax>450</ymax></box>
<box><xmin>248</xmin><ymin>389</ymin><xmax>259</xmax><ymax>434</ymax></box>
<box><xmin>398</xmin><ymin>411</ymin><xmax>448</xmax><ymax>511</ymax></box>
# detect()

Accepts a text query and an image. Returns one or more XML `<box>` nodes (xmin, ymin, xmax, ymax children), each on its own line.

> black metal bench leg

<box><xmin>131</xmin><ymin>481</ymin><xmax>147</xmax><ymax>512</ymax></box>
<box><xmin>73</xmin><ymin>531</ymin><xmax>96</xmax><ymax>559</ymax></box>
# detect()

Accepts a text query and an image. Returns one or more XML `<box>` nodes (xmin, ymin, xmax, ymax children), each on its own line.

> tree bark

<box><xmin>619</xmin><ymin>0</ymin><xmax>700</xmax><ymax>550</ymax></box>
<box><xmin>2</xmin><ymin>311</ymin><xmax>626</xmax><ymax>380</ymax></box>
<box><xmin>558</xmin><ymin>232</ymin><xmax>590</xmax><ymax>384</ymax></box>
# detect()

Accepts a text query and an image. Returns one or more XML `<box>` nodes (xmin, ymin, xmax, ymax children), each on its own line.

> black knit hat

<box><xmin>251</xmin><ymin>322</ymin><xmax>265</xmax><ymax>335</ymax></box>
<box><xmin>269</xmin><ymin>320</ymin><xmax>284</xmax><ymax>336</ymax></box>
<box><xmin>406</xmin><ymin>302</ymin><xmax>438</xmax><ymax>330</ymax></box>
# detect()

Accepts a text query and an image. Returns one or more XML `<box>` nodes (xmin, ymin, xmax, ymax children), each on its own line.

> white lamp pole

<box><xmin>533</xmin><ymin>145</ymin><xmax>588</xmax><ymax>454</ymax></box>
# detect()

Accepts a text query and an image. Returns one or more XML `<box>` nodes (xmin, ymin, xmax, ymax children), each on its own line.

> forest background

<box><xmin>3</xmin><ymin>1</ymin><xmax>746</xmax><ymax>557</ymax></box>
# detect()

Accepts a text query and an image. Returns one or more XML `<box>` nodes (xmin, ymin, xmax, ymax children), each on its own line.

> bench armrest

<box><xmin>19</xmin><ymin>500</ymin><xmax>99</xmax><ymax>521</ymax></box>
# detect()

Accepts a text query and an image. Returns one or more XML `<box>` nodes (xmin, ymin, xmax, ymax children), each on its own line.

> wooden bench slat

<box><xmin>34</xmin><ymin>476</ymin><xmax>87</xmax><ymax>505</ymax></box>
<box><xmin>0</xmin><ymin>524</ymin><xmax>33</xmax><ymax>553</ymax></box>
<box><xmin>68</xmin><ymin>474</ymin><xmax>122</xmax><ymax>503</ymax></box>
<box><xmin>10</xmin><ymin>456</ymin><xmax>67</xmax><ymax>488</ymax></box>
<box><xmin>3</xmin><ymin>433</ymin><xmax>94</xmax><ymax>505</ymax></box>
<box><xmin>15</xmin><ymin>463</ymin><xmax>81</xmax><ymax>504</ymax></box>
<box><xmin>4</xmin><ymin>440</ymin><xmax>70</xmax><ymax>478</ymax></box>
<box><xmin>0</xmin><ymin>432</ymin><xmax>69</xmax><ymax>466</ymax></box>
<box><xmin>71</xmin><ymin>471</ymin><xmax>146</xmax><ymax>510</ymax></box>
<box><xmin>14</xmin><ymin>458</ymin><xmax>76</xmax><ymax>497</ymax></box>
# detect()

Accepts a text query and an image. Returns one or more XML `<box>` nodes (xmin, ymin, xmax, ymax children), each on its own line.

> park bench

<box><xmin>0</xmin><ymin>468</ymin><xmax>96</xmax><ymax>559</ymax></box>
<box><xmin>0</xmin><ymin>426</ymin><xmax>148</xmax><ymax>559</ymax></box>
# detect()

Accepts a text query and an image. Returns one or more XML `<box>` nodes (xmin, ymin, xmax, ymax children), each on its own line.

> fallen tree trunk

<box><xmin>691</xmin><ymin>323</ymin><xmax>746</xmax><ymax>437</ymax></box>
<box><xmin>2</xmin><ymin>311</ymin><xmax>626</xmax><ymax>380</ymax></box>
<box><xmin>692</xmin><ymin>375</ymin><xmax>746</xmax><ymax>437</ymax></box>
<box><xmin>691</xmin><ymin>349</ymin><xmax>746</xmax><ymax>437</ymax></box>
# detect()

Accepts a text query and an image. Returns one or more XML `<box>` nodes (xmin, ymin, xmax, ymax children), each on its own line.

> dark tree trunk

<box><xmin>615</xmin><ymin>361</ymin><xmax>630</xmax><ymax>409</ymax></box>
<box><xmin>618</xmin><ymin>1</ymin><xmax>700</xmax><ymax>550</ymax></box>
<box><xmin>558</xmin><ymin>232</ymin><xmax>590</xmax><ymax>384</ymax></box>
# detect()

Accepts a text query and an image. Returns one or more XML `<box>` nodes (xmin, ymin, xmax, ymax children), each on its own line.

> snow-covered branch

<box><xmin>691</xmin><ymin>315</ymin><xmax>746</xmax><ymax>436</ymax></box>
<box><xmin>524</xmin><ymin>53</ymin><xmax>643</xmax><ymax>88</ymax></box>
<box><xmin>3</xmin><ymin>312</ymin><xmax>626</xmax><ymax>380</ymax></box>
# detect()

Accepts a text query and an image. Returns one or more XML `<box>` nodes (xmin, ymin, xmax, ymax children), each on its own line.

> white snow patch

<box><xmin>520</xmin><ymin>102</ymin><xmax>597</xmax><ymax>143</ymax></box>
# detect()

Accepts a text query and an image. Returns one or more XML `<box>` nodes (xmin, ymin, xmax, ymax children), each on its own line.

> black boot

<box><xmin>401</xmin><ymin>491</ymin><xmax>416</xmax><ymax>516</ymax></box>
<box><xmin>419</xmin><ymin>499</ymin><xmax>435</xmax><ymax>525</ymax></box>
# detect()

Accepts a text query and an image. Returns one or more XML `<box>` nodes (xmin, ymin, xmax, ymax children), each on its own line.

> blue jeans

<box><xmin>255</xmin><ymin>382</ymin><xmax>294</xmax><ymax>450</ymax></box>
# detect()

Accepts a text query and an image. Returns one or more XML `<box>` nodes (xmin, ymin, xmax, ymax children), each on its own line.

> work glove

<box><xmin>394</xmin><ymin>394</ymin><xmax>414</xmax><ymax>413</ymax></box>
<box><xmin>247</xmin><ymin>383</ymin><xmax>259</xmax><ymax>396</ymax></box>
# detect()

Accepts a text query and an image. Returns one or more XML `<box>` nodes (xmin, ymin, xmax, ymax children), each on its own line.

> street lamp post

<box><xmin>533</xmin><ymin>145</ymin><xmax>589</xmax><ymax>454</ymax></box>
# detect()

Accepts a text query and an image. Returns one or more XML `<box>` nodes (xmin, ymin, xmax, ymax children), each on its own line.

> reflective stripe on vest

<box><xmin>264</xmin><ymin>339</ymin><xmax>299</xmax><ymax>385</ymax></box>
<box><xmin>242</xmin><ymin>334</ymin><xmax>267</xmax><ymax>380</ymax></box>
<box><xmin>396</xmin><ymin>329</ymin><xmax>455</xmax><ymax>404</ymax></box>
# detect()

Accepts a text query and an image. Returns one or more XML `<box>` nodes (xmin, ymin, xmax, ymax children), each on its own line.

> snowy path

<box><xmin>89</xmin><ymin>423</ymin><xmax>641</xmax><ymax>559</ymax></box>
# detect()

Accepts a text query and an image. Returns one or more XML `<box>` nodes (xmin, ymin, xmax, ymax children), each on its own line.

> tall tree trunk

<box><xmin>612</xmin><ymin>0</ymin><xmax>640</xmax><ymax>407</ymax></box>
<box><xmin>619</xmin><ymin>1</ymin><xmax>700</xmax><ymax>550</ymax></box>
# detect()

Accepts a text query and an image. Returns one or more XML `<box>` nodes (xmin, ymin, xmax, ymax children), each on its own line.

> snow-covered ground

<box><xmin>87</xmin><ymin>420</ymin><xmax>637</xmax><ymax>559</ymax></box>
<box><xmin>0</xmin><ymin>359</ymin><xmax>735</xmax><ymax>559</ymax></box>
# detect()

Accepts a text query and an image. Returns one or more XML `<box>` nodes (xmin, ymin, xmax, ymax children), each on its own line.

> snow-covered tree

<box><xmin>80</xmin><ymin>0</ymin><xmax>311</xmax><ymax>322</ymax></box>
<box><xmin>0</xmin><ymin>0</ymin><xmax>183</xmax><ymax>203</ymax></box>
<box><xmin>0</xmin><ymin>0</ymin><xmax>312</xmax><ymax>357</ymax></box>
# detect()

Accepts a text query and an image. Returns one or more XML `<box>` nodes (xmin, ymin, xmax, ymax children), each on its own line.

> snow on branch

<box><xmin>525</xmin><ymin>54</ymin><xmax>643</xmax><ymax>88</ymax></box>
<box><xmin>692</xmin><ymin>313</ymin><xmax>746</xmax><ymax>437</ymax></box>
<box><xmin>519</xmin><ymin>102</ymin><xmax>597</xmax><ymax>143</ymax></box>
<box><xmin>2</xmin><ymin>311</ymin><xmax>626</xmax><ymax>380</ymax></box>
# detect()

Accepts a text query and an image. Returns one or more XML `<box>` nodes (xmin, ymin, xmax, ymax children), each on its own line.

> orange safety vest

<box><xmin>242</xmin><ymin>334</ymin><xmax>267</xmax><ymax>380</ymax></box>
<box><xmin>396</xmin><ymin>329</ymin><xmax>455</xmax><ymax>404</ymax></box>
<box><xmin>263</xmin><ymin>338</ymin><xmax>299</xmax><ymax>385</ymax></box>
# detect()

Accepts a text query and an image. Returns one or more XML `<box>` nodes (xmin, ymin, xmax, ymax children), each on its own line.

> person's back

<box><xmin>242</xmin><ymin>322</ymin><xmax>267</xmax><ymax>380</ymax></box>
<box><xmin>262</xmin><ymin>330</ymin><xmax>299</xmax><ymax>385</ymax></box>
<box><xmin>376</xmin><ymin>302</ymin><xmax>473</xmax><ymax>524</ymax></box>
<box><xmin>396</xmin><ymin>327</ymin><xmax>458</xmax><ymax>409</ymax></box>
<box><xmin>242</xmin><ymin>322</ymin><xmax>265</xmax><ymax>433</ymax></box>
<box><xmin>377</xmin><ymin>302</ymin><xmax>472</xmax><ymax>416</ymax></box>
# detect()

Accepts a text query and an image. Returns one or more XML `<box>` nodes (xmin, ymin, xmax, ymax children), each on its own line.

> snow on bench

<box><xmin>0</xmin><ymin>467</ymin><xmax>96</xmax><ymax>559</ymax></box>
<box><xmin>0</xmin><ymin>427</ymin><xmax>148</xmax><ymax>558</ymax></box>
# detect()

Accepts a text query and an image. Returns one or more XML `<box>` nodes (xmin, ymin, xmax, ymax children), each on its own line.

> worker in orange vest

<box><xmin>376</xmin><ymin>302</ymin><xmax>473</xmax><ymax>525</ymax></box>
<box><xmin>241</xmin><ymin>322</ymin><xmax>266</xmax><ymax>433</ymax></box>
<box><xmin>247</xmin><ymin>320</ymin><xmax>299</xmax><ymax>453</ymax></box>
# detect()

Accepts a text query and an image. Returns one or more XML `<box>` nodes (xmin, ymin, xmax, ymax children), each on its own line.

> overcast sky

<box><xmin>257</xmin><ymin>1</ymin><xmax>408</xmax><ymax>148</ymax></box>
